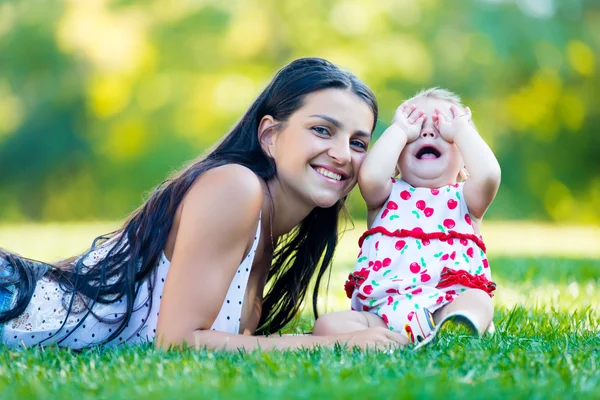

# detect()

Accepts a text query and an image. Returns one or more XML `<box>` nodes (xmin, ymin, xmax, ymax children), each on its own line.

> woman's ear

<box><xmin>258</xmin><ymin>115</ymin><xmax>278</xmax><ymax>157</ymax></box>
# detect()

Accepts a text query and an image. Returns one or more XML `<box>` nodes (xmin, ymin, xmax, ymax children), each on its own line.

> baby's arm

<box><xmin>313</xmin><ymin>310</ymin><xmax>398</xmax><ymax>337</ymax></box>
<box><xmin>434</xmin><ymin>106</ymin><xmax>501</xmax><ymax>220</ymax></box>
<box><xmin>359</xmin><ymin>104</ymin><xmax>425</xmax><ymax>215</ymax></box>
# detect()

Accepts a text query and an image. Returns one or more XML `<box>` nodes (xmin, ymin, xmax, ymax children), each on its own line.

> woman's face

<box><xmin>268</xmin><ymin>89</ymin><xmax>375</xmax><ymax>209</ymax></box>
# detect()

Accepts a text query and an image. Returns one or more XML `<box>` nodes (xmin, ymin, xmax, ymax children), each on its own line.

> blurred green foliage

<box><xmin>0</xmin><ymin>0</ymin><xmax>598</xmax><ymax>224</ymax></box>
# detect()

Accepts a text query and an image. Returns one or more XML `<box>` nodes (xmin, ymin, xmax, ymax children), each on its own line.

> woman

<box><xmin>0</xmin><ymin>57</ymin><xmax>406</xmax><ymax>350</ymax></box>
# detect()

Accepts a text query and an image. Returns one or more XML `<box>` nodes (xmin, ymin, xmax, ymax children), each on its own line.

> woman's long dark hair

<box><xmin>0</xmin><ymin>57</ymin><xmax>378</xmax><ymax>343</ymax></box>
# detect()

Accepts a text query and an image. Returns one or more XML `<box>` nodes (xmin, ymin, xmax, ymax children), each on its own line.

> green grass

<box><xmin>1</xmin><ymin>225</ymin><xmax>599</xmax><ymax>399</ymax></box>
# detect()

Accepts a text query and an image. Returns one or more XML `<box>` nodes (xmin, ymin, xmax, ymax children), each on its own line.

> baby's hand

<box><xmin>433</xmin><ymin>105</ymin><xmax>473</xmax><ymax>143</ymax></box>
<box><xmin>392</xmin><ymin>103</ymin><xmax>425</xmax><ymax>143</ymax></box>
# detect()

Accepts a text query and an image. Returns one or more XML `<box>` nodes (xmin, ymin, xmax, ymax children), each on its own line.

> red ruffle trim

<box><xmin>358</xmin><ymin>226</ymin><xmax>487</xmax><ymax>253</ymax></box>
<box><xmin>344</xmin><ymin>268</ymin><xmax>370</xmax><ymax>299</ymax></box>
<box><xmin>436</xmin><ymin>267</ymin><xmax>496</xmax><ymax>297</ymax></box>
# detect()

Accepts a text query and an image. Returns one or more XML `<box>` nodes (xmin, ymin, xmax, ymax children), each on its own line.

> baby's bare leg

<box><xmin>312</xmin><ymin>310</ymin><xmax>387</xmax><ymax>336</ymax></box>
<box><xmin>433</xmin><ymin>289</ymin><xmax>494</xmax><ymax>336</ymax></box>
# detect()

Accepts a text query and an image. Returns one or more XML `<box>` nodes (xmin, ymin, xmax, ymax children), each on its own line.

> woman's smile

<box><xmin>312</xmin><ymin>165</ymin><xmax>348</xmax><ymax>184</ymax></box>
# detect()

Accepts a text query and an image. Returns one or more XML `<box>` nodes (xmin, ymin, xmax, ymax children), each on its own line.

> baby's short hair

<box><xmin>405</xmin><ymin>87</ymin><xmax>464</xmax><ymax>107</ymax></box>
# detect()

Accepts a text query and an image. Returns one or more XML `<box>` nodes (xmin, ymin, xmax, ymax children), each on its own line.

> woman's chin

<box><xmin>315</xmin><ymin>199</ymin><xmax>341</xmax><ymax>209</ymax></box>
<box><xmin>310</xmin><ymin>193</ymin><xmax>344</xmax><ymax>209</ymax></box>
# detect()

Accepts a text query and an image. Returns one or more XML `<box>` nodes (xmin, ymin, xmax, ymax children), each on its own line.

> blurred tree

<box><xmin>0</xmin><ymin>0</ymin><xmax>598</xmax><ymax>224</ymax></box>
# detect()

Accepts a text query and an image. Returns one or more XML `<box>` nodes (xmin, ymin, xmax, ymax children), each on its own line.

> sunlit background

<box><xmin>0</xmin><ymin>0</ymin><xmax>598</xmax><ymax>224</ymax></box>
<box><xmin>0</xmin><ymin>0</ymin><xmax>599</xmax><ymax>309</ymax></box>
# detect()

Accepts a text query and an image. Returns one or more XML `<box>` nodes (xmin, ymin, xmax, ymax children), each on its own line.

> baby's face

<box><xmin>398</xmin><ymin>98</ymin><xmax>464</xmax><ymax>188</ymax></box>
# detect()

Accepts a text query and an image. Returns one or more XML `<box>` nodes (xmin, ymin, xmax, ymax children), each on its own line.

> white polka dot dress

<box><xmin>1</xmin><ymin>217</ymin><xmax>261</xmax><ymax>349</ymax></box>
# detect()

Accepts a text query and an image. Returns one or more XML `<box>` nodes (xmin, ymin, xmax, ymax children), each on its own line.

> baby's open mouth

<box><xmin>416</xmin><ymin>146</ymin><xmax>441</xmax><ymax>160</ymax></box>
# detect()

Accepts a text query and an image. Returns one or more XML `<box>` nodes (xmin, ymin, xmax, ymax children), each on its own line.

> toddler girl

<box><xmin>314</xmin><ymin>88</ymin><xmax>501</xmax><ymax>348</ymax></box>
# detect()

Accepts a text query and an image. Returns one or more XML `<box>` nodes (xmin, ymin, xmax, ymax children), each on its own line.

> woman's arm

<box><xmin>155</xmin><ymin>164</ymin><xmax>263</xmax><ymax>347</ymax></box>
<box><xmin>155</xmin><ymin>164</ymin><xmax>406</xmax><ymax>351</ymax></box>
<box><xmin>187</xmin><ymin>326</ymin><xmax>407</xmax><ymax>351</ymax></box>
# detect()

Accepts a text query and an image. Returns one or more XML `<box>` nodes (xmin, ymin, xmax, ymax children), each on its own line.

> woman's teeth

<box><xmin>315</xmin><ymin>167</ymin><xmax>342</xmax><ymax>181</ymax></box>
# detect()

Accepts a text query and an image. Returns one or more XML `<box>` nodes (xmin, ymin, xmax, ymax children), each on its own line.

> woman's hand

<box><xmin>187</xmin><ymin>325</ymin><xmax>408</xmax><ymax>351</ymax></box>
<box><xmin>336</xmin><ymin>327</ymin><xmax>409</xmax><ymax>349</ymax></box>
<box><xmin>392</xmin><ymin>103</ymin><xmax>426</xmax><ymax>143</ymax></box>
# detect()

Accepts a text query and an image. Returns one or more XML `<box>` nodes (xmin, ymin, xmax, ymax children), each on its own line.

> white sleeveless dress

<box><xmin>1</xmin><ymin>218</ymin><xmax>261</xmax><ymax>349</ymax></box>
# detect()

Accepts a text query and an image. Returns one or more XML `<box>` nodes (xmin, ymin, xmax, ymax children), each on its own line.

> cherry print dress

<box><xmin>1</xmin><ymin>217</ymin><xmax>262</xmax><ymax>349</ymax></box>
<box><xmin>345</xmin><ymin>179</ymin><xmax>496</xmax><ymax>344</ymax></box>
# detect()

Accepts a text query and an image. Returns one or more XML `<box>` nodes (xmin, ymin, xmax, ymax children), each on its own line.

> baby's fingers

<box><xmin>413</xmin><ymin>114</ymin><xmax>426</xmax><ymax>130</ymax></box>
<box><xmin>402</xmin><ymin>103</ymin><xmax>417</xmax><ymax>118</ymax></box>
<box><xmin>393</xmin><ymin>104</ymin><xmax>408</xmax><ymax>122</ymax></box>
<box><xmin>409</xmin><ymin>110</ymin><xmax>425</xmax><ymax>124</ymax></box>
<box><xmin>433</xmin><ymin>111</ymin><xmax>447</xmax><ymax>129</ymax></box>
<box><xmin>449</xmin><ymin>105</ymin><xmax>461</xmax><ymax>119</ymax></box>
<box><xmin>465</xmin><ymin>106</ymin><xmax>472</xmax><ymax>120</ymax></box>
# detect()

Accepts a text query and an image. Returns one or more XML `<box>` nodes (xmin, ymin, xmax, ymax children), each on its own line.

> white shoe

<box><xmin>413</xmin><ymin>310</ymin><xmax>481</xmax><ymax>351</ymax></box>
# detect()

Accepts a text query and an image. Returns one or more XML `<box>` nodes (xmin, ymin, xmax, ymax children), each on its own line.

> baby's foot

<box><xmin>413</xmin><ymin>310</ymin><xmax>482</xmax><ymax>350</ymax></box>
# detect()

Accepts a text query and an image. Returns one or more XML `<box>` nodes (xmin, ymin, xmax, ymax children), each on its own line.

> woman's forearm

<box><xmin>156</xmin><ymin>329</ymin><xmax>344</xmax><ymax>351</ymax></box>
<box><xmin>192</xmin><ymin>330</ymin><xmax>339</xmax><ymax>351</ymax></box>
<box><xmin>156</xmin><ymin>324</ymin><xmax>407</xmax><ymax>351</ymax></box>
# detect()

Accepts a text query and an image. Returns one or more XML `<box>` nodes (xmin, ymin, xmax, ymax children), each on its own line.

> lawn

<box><xmin>0</xmin><ymin>222</ymin><xmax>599</xmax><ymax>399</ymax></box>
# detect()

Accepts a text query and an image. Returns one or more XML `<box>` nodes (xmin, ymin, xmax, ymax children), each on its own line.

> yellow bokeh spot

<box><xmin>505</xmin><ymin>69</ymin><xmax>561</xmax><ymax>136</ymax></box>
<box><xmin>214</xmin><ymin>74</ymin><xmax>257</xmax><ymax>115</ymax></box>
<box><xmin>567</xmin><ymin>40</ymin><xmax>595</xmax><ymax>77</ymax></box>
<box><xmin>224</xmin><ymin>9</ymin><xmax>271</xmax><ymax>59</ymax></box>
<box><xmin>388</xmin><ymin>0</ymin><xmax>422</xmax><ymax>27</ymax></box>
<box><xmin>559</xmin><ymin>90</ymin><xmax>585</xmax><ymax>132</ymax></box>
<box><xmin>150</xmin><ymin>0</ymin><xmax>211</xmax><ymax>23</ymax></box>
<box><xmin>0</xmin><ymin>83</ymin><xmax>24</xmax><ymax>139</ymax></box>
<box><xmin>88</xmin><ymin>75</ymin><xmax>132</xmax><ymax>119</ymax></box>
<box><xmin>137</xmin><ymin>73</ymin><xmax>173</xmax><ymax>112</ymax></box>
<box><xmin>57</xmin><ymin>0</ymin><xmax>154</xmax><ymax>74</ymax></box>
<box><xmin>544</xmin><ymin>180</ymin><xmax>575</xmax><ymax>222</ymax></box>
<box><xmin>102</xmin><ymin>118</ymin><xmax>147</xmax><ymax>161</ymax></box>
<box><xmin>324</xmin><ymin>48</ymin><xmax>368</xmax><ymax>80</ymax></box>
<box><xmin>0</xmin><ymin>2</ymin><xmax>16</xmax><ymax>40</ymax></box>
<box><xmin>370</xmin><ymin>35</ymin><xmax>432</xmax><ymax>83</ymax></box>
<box><xmin>329</xmin><ymin>0</ymin><xmax>374</xmax><ymax>37</ymax></box>
<box><xmin>173</xmin><ymin>75</ymin><xmax>218</xmax><ymax>144</ymax></box>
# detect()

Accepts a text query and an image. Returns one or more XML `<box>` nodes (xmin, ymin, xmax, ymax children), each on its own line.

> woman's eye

<box><xmin>351</xmin><ymin>140</ymin><xmax>367</xmax><ymax>151</ymax></box>
<box><xmin>312</xmin><ymin>126</ymin><xmax>330</xmax><ymax>136</ymax></box>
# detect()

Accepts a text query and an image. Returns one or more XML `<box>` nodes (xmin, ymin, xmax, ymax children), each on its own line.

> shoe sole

<box><xmin>413</xmin><ymin>311</ymin><xmax>480</xmax><ymax>351</ymax></box>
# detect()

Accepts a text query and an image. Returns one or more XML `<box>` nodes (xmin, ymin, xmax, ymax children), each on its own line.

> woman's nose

<box><xmin>328</xmin><ymin>138</ymin><xmax>352</xmax><ymax>164</ymax></box>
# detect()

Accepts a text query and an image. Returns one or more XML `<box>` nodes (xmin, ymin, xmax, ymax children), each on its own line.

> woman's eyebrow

<box><xmin>310</xmin><ymin>114</ymin><xmax>372</xmax><ymax>138</ymax></box>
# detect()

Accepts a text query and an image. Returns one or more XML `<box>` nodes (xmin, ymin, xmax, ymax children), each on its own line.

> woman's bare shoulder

<box><xmin>182</xmin><ymin>164</ymin><xmax>264</xmax><ymax>224</ymax></box>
